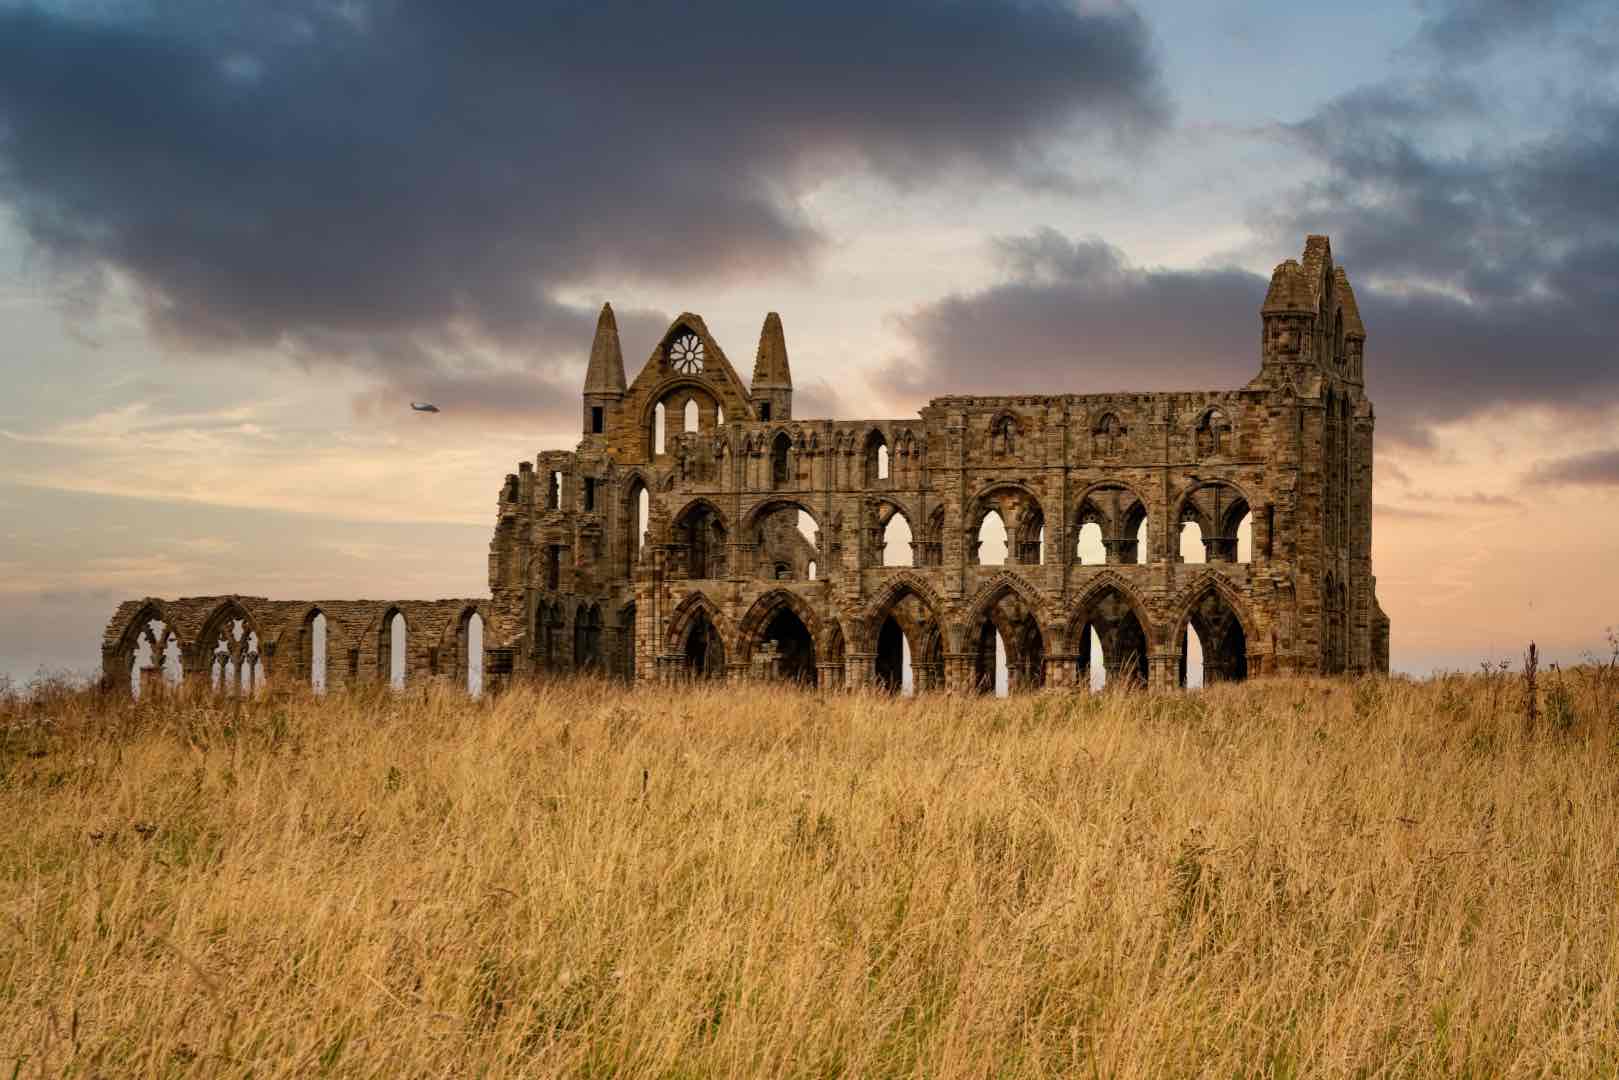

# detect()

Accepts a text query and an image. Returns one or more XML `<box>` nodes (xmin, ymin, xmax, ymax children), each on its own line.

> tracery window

<box><xmin>669</xmin><ymin>333</ymin><xmax>705</xmax><ymax>374</ymax></box>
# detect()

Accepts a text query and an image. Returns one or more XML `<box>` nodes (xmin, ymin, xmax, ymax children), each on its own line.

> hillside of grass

<box><xmin>4</xmin><ymin>669</ymin><xmax>1619</xmax><ymax>1077</ymax></box>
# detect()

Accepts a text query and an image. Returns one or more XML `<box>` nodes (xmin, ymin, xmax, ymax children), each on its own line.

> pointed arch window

<box><xmin>992</xmin><ymin>414</ymin><xmax>1017</xmax><ymax>456</ymax></box>
<box><xmin>1092</xmin><ymin>413</ymin><xmax>1124</xmax><ymax>458</ymax></box>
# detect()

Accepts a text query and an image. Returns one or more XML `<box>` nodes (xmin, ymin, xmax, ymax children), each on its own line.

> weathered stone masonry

<box><xmin>103</xmin><ymin>236</ymin><xmax>1389</xmax><ymax>694</ymax></box>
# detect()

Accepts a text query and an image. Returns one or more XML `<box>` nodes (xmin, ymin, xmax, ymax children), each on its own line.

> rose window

<box><xmin>669</xmin><ymin>333</ymin><xmax>705</xmax><ymax>374</ymax></box>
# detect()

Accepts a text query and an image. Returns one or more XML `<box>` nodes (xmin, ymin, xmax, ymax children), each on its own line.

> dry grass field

<box><xmin>4</xmin><ymin>663</ymin><xmax>1619</xmax><ymax>1078</ymax></box>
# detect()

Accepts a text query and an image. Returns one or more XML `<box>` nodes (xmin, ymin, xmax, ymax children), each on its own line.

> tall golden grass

<box><xmin>4</xmin><ymin>664</ymin><xmax>1619</xmax><ymax>1077</ymax></box>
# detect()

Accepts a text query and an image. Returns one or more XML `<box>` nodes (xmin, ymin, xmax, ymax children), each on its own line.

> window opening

<box><xmin>389</xmin><ymin>612</ymin><xmax>407</xmax><ymax>691</ymax></box>
<box><xmin>467</xmin><ymin>613</ymin><xmax>483</xmax><ymax>697</ymax></box>
<box><xmin>883</xmin><ymin>513</ymin><xmax>912</xmax><ymax>567</ymax></box>
<box><xmin>1180</xmin><ymin>522</ymin><xmax>1206</xmax><ymax>563</ymax></box>
<box><xmin>977</xmin><ymin>510</ymin><xmax>1007</xmax><ymax>566</ymax></box>
<box><xmin>311</xmin><ymin>612</ymin><xmax>327</xmax><ymax>694</ymax></box>
<box><xmin>591</xmin><ymin>406</ymin><xmax>604</xmax><ymax>433</ymax></box>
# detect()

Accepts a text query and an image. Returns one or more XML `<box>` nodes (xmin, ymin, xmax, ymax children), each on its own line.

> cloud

<box><xmin>1526</xmin><ymin>449</ymin><xmax>1619</xmax><ymax>488</ymax></box>
<box><xmin>882</xmin><ymin>231</ymin><xmax>1265</xmax><ymax>402</ymax></box>
<box><xmin>1414</xmin><ymin>0</ymin><xmax>1618</xmax><ymax>65</ymax></box>
<box><xmin>0</xmin><ymin>0</ymin><xmax>1167</xmax><ymax>410</ymax></box>
<box><xmin>886</xmin><ymin>4</ymin><xmax>1619</xmax><ymax>445</ymax></box>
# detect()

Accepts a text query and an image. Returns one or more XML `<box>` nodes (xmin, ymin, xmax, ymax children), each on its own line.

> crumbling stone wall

<box><xmin>103</xmin><ymin>235</ymin><xmax>1389</xmax><ymax>695</ymax></box>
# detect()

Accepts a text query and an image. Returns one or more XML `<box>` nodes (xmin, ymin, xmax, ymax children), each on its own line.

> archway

<box><xmin>574</xmin><ymin>603</ymin><xmax>603</xmax><ymax>671</ymax></box>
<box><xmin>771</xmin><ymin>431</ymin><xmax>791</xmax><ymax>489</ymax></box>
<box><xmin>463</xmin><ymin>611</ymin><xmax>484</xmax><ymax>696</ymax></box>
<box><xmin>876</xmin><ymin>617</ymin><xmax>907</xmax><ymax>693</ymax></box>
<box><xmin>621</xmin><ymin>602</ymin><xmax>637</xmax><ymax>681</ymax></box>
<box><xmin>201</xmin><ymin>603</ymin><xmax>263</xmax><ymax>696</ymax></box>
<box><xmin>761</xmin><ymin>607</ymin><xmax>817</xmax><ymax>685</ymax></box>
<box><xmin>1176</xmin><ymin>481</ymin><xmax>1251</xmax><ymax>564</ymax></box>
<box><xmin>738</xmin><ymin>591</ymin><xmax>821</xmax><ymax>686</ymax></box>
<box><xmin>1071</xmin><ymin>584</ymin><xmax>1148</xmax><ymax>688</ymax></box>
<box><xmin>976</xmin><ymin>510</ymin><xmax>1007</xmax><ymax>566</ymax></box>
<box><xmin>674</xmin><ymin>500</ymin><xmax>728</xmax><ymax>580</ymax></box>
<box><xmin>747</xmin><ymin>500</ymin><xmax>819</xmax><ymax>580</ymax></box>
<box><xmin>966</xmin><ymin>583</ymin><xmax>1045</xmax><ymax>694</ymax></box>
<box><xmin>971</xmin><ymin>487</ymin><xmax>1043</xmax><ymax>566</ymax></box>
<box><xmin>880</xmin><ymin>505</ymin><xmax>913</xmax><ymax>568</ymax></box>
<box><xmin>302</xmin><ymin>609</ymin><xmax>329</xmax><ymax>694</ymax></box>
<box><xmin>625</xmin><ymin>478</ymin><xmax>650</xmax><ymax>575</ymax></box>
<box><xmin>683</xmin><ymin>611</ymin><xmax>726</xmax><ymax>680</ymax></box>
<box><xmin>868</xmin><ymin>580</ymin><xmax>943</xmax><ymax>694</ymax></box>
<box><xmin>1178</xmin><ymin>586</ymin><xmax>1249</xmax><ymax>686</ymax></box>
<box><xmin>124</xmin><ymin>611</ymin><xmax>182</xmax><ymax>699</ymax></box>
<box><xmin>383</xmin><ymin>610</ymin><xmax>407</xmax><ymax>690</ymax></box>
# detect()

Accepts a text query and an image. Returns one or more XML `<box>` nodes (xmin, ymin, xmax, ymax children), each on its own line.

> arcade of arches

<box><xmin>101</xmin><ymin>236</ymin><xmax>1388</xmax><ymax>696</ymax></box>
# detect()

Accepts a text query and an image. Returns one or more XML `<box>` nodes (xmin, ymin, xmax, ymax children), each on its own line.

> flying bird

<box><xmin>410</xmin><ymin>402</ymin><xmax>440</xmax><ymax>413</ymax></box>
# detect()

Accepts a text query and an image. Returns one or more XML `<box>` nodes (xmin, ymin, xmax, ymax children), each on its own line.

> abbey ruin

<box><xmin>103</xmin><ymin>236</ymin><xmax>1390</xmax><ymax>696</ymax></box>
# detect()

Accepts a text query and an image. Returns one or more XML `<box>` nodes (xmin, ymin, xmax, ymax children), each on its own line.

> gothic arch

<box><xmin>957</xmin><ymin>570</ymin><xmax>1048</xmax><ymax>647</ymax></box>
<box><xmin>988</xmin><ymin>410</ymin><xmax>1021</xmax><ymax>455</ymax></box>
<box><xmin>967</xmin><ymin>483</ymin><xmax>1045</xmax><ymax>566</ymax></box>
<box><xmin>863</xmin><ymin>426</ymin><xmax>890</xmax><ymax>485</ymax></box>
<box><xmin>1193</xmin><ymin>405</ymin><xmax>1235</xmax><ymax>457</ymax></box>
<box><xmin>1167</xmin><ymin>571</ymin><xmax>1258</xmax><ymax>646</ymax></box>
<box><xmin>109</xmin><ymin>598</ymin><xmax>175</xmax><ymax>656</ymax></box>
<box><xmin>664</xmin><ymin>591</ymin><xmax>734</xmax><ymax>655</ymax></box>
<box><xmin>741</xmin><ymin>496</ymin><xmax>819</xmax><ymax>535</ymax></box>
<box><xmin>735</xmin><ymin>589</ymin><xmax>824</xmax><ymax>684</ymax></box>
<box><xmin>198</xmin><ymin>598</ymin><xmax>267</xmax><ymax>693</ymax></box>
<box><xmin>669</xmin><ymin>496</ymin><xmax>731</xmax><ymax>539</ymax></box>
<box><xmin>106</xmin><ymin>599</ymin><xmax>183</xmax><ymax>695</ymax></box>
<box><xmin>859</xmin><ymin>571</ymin><xmax>948</xmax><ymax>652</ymax></box>
<box><xmin>1066</xmin><ymin>571</ymin><xmax>1154</xmax><ymax>651</ymax></box>
<box><xmin>861</xmin><ymin>573</ymin><xmax>945</xmax><ymax>641</ymax></box>
<box><xmin>283</xmin><ymin>602</ymin><xmax>352</xmax><ymax>687</ymax></box>
<box><xmin>736</xmin><ymin>589</ymin><xmax>823</xmax><ymax>655</ymax></box>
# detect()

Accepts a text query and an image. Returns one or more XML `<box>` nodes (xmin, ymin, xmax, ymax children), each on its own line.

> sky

<box><xmin>2</xmin><ymin>0</ymin><xmax>1617</xmax><ymax>683</ymax></box>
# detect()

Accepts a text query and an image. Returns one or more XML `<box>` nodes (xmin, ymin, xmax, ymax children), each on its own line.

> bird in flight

<box><xmin>410</xmin><ymin>402</ymin><xmax>440</xmax><ymax>413</ymax></box>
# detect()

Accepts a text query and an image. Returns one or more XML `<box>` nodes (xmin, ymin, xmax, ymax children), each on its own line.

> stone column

<box><xmin>845</xmin><ymin>651</ymin><xmax>875</xmax><ymax>688</ymax></box>
<box><xmin>1043</xmin><ymin>653</ymin><xmax>1078</xmax><ymax>689</ymax></box>
<box><xmin>942</xmin><ymin>652</ymin><xmax>975</xmax><ymax>693</ymax></box>
<box><xmin>1147</xmin><ymin>652</ymin><xmax>1178</xmax><ymax>691</ymax></box>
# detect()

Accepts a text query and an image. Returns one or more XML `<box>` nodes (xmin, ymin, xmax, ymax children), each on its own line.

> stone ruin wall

<box><xmin>102</xmin><ymin>235</ymin><xmax>1390</xmax><ymax>696</ymax></box>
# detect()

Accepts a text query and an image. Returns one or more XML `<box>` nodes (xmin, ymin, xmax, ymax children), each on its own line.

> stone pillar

<box><xmin>845</xmin><ymin>651</ymin><xmax>875</xmax><ymax>688</ymax></box>
<box><xmin>1147</xmin><ymin>652</ymin><xmax>1178</xmax><ymax>691</ymax></box>
<box><xmin>1043</xmin><ymin>653</ymin><xmax>1078</xmax><ymax>689</ymax></box>
<box><xmin>943</xmin><ymin>652</ymin><xmax>975</xmax><ymax>693</ymax></box>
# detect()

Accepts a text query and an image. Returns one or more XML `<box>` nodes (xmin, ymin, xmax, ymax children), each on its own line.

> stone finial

<box><xmin>584</xmin><ymin>302</ymin><xmax>626</xmax><ymax>395</ymax></box>
<box><xmin>1262</xmin><ymin>260</ymin><xmax>1313</xmax><ymax>314</ymax></box>
<box><xmin>751</xmin><ymin>311</ymin><xmax>791</xmax><ymax>389</ymax></box>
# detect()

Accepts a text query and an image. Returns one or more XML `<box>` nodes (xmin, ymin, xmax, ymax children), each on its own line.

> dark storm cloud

<box><xmin>0</xmin><ymin>0</ymin><xmax>1167</xmax><ymax>412</ymax></box>
<box><xmin>882</xmin><ymin>230</ymin><xmax>1264</xmax><ymax>400</ymax></box>
<box><xmin>891</xmin><ymin>4</ymin><xmax>1619</xmax><ymax>448</ymax></box>
<box><xmin>1526</xmin><ymin>450</ymin><xmax>1619</xmax><ymax>488</ymax></box>
<box><xmin>1415</xmin><ymin>0</ymin><xmax>1618</xmax><ymax>64</ymax></box>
